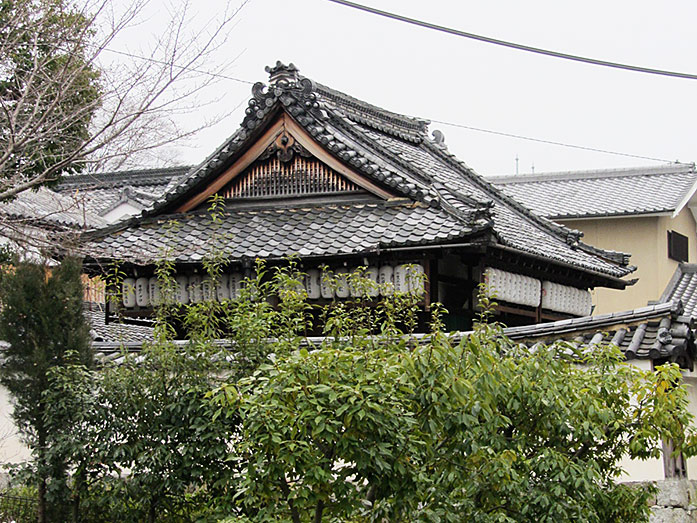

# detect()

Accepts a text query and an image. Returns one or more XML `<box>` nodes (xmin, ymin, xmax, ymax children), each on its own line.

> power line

<box><xmin>325</xmin><ymin>0</ymin><xmax>697</xmax><ymax>81</ymax></box>
<box><xmin>430</xmin><ymin>119</ymin><xmax>678</xmax><ymax>164</ymax></box>
<box><xmin>102</xmin><ymin>48</ymin><xmax>255</xmax><ymax>85</ymax></box>
<box><xmin>103</xmin><ymin>43</ymin><xmax>680</xmax><ymax>163</ymax></box>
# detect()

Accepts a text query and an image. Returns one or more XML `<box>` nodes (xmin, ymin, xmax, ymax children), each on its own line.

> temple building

<box><xmin>78</xmin><ymin>62</ymin><xmax>635</xmax><ymax>331</ymax></box>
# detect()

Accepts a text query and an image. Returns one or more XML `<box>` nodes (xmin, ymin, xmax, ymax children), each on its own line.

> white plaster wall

<box><xmin>683</xmin><ymin>373</ymin><xmax>697</xmax><ymax>480</ymax></box>
<box><xmin>101</xmin><ymin>201</ymin><xmax>142</xmax><ymax>223</ymax></box>
<box><xmin>617</xmin><ymin>359</ymin><xmax>666</xmax><ymax>482</ymax></box>
<box><xmin>617</xmin><ymin>368</ymin><xmax>697</xmax><ymax>482</ymax></box>
<box><xmin>0</xmin><ymin>385</ymin><xmax>30</xmax><ymax>464</ymax></box>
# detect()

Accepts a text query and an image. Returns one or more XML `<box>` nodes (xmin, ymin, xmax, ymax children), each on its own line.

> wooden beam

<box><xmin>177</xmin><ymin>118</ymin><xmax>285</xmax><ymax>212</ymax></box>
<box><xmin>177</xmin><ymin>113</ymin><xmax>396</xmax><ymax>212</ymax></box>
<box><xmin>283</xmin><ymin>115</ymin><xmax>395</xmax><ymax>200</ymax></box>
<box><xmin>495</xmin><ymin>304</ymin><xmax>538</xmax><ymax>319</ymax></box>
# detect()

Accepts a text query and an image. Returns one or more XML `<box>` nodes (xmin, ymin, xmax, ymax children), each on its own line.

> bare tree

<box><xmin>0</xmin><ymin>0</ymin><xmax>248</xmax><ymax>204</ymax></box>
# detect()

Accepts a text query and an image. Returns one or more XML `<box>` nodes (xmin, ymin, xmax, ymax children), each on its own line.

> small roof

<box><xmin>504</xmin><ymin>301</ymin><xmax>695</xmax><ymax>369</ymax></box>
<box><xmin>55</xmin><ymin>166</ymin><xmax>190</xmax><ymax>218</ymax></box>
<box><xmin>80</xmin><ymin>62</ymin><xmax>633</xmax><ymax>285</ymax></box>
<box><xmin>84</xmin><ymin>303</ymin><xmax>154</xmax><ymax>343</ymax></box>
<box><xmin>487</xmin><ymin>163</ymin><xmax>697</xmax><ymax>220</ymax></box>
<box><xmin>658</xmin><ymin>263</ymin><xmax>697</xmax><ymax>320</ymax></box>
<box><xmin>1</xmin><ymin>187</ymin><xmax>107</xmax><ymax>229</ymax></box>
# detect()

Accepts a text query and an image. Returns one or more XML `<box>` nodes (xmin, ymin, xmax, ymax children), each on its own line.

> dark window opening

<box><xmin>668</xmin><ymin>230</ymin><xmax>689</xmax><ymax>263</ymax></box>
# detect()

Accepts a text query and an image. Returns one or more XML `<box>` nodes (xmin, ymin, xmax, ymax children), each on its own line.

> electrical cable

<box><xmin>325</xmin><ymin>0</ymin><xmax>697</xmax><ymax>81</ymax></box>
<box><xmin>102</xmin><ymin>48</ymin><xmax>255</xmax><ymax>85</ymax></box>
<box><xmin>430</xmin><ymin>119</ymin><xmax>680</xmax><ymax>164</ymax></box>
<box><xmin>102</xmin><ymin>36</ymin><xmax>682</xmax><ymax>163</ymax></box>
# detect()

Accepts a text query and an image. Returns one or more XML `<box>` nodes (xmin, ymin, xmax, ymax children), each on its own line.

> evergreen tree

<box><xmin>0</xmin><ymin>257</ymin><xmax>92</xmax><ymax>522</ymax></box>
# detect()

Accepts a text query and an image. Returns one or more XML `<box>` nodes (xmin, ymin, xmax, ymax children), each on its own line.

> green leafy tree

<box><xmin>75</xmin><ymin>259</ymin><xmax>310</xmax><ymax>522</ymax></box>
<box><xmin>0</xmin><ymin>257</ymin><xmax>92</xmax><ymax>522</ymax></box>
<box><xmin>211</xmin><ymin>293</ymin><xmax>697</xmax><ymax>522</ymax></box>
<box><xmin>18</xmin><ymin>251</ymin><xmax>695</xmax><ymax>522</ymax></box>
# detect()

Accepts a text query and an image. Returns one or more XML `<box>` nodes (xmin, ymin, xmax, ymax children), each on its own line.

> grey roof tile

<box><xmin>83</xmin><ymin>201</ymin><xmax>470</xmax><ymax>263</ymax></box>
<box><xmin>487</xmin><ymin>164</ymin><xmax>697</xmax><ymax>219</ymax></box>
<box><xmin>658</xmin><ymin>263</ymin><xmax>697</xmax><ymax>320</ymax></box>
<box><xmin>84</xmin><ymin>304</ymin><xmax>154</xmax><ymax>344</ymax></box>
<box><xmin>55</xmin><ymin>166</ymin><xmax>190</xmax><ymax>217</ymax></box>
<box><xmin>1</xmin><ymin>187</ymin><xmax>107</xmax><ymax>229</ymax></box>
<box><xmin>80</xmin><ymin>63</ymin><xmax>632</xmax><ymax>283</ymax></box>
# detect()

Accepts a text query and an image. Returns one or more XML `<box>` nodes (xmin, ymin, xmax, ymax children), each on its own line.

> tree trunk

<box><xmin>71</xmin><ymin>469</ymin><xmax>84</xmax><ymax>523</ymax></box>
<box><xmin>37</xmin><ymin>477</ymin><xmax>46</xmax><ymax>523</ymax></box>
<box><xmin>37</xmin><ymin>428</ymin><xmax>47</xmax><ymax>523</ymax></box>
<box><xmin>313</xmin><ymin>500</ymin><xmax>325</xmax><ymax>523</ymax></box>
<box><xmin>149</xmin><ymin>496</ymin><xmax>157</xmax><ymax>523</ymax></box>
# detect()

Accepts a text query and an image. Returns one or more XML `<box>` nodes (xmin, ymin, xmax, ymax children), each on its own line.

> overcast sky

<box><xmin>112</xmin><ymin>0</ymin><xmax>697</xmax><ymax>176</ymax></box>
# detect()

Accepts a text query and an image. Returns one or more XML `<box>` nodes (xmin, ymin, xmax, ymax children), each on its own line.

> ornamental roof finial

<box><xmin>265</xmin><ymin>61</ymin><xmax>299</xmax><ymax>86</ymax></box>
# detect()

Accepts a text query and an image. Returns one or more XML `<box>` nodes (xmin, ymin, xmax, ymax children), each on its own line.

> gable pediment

<box><xmin>219</xmin><ymin>134</ymin><xmax>364</xmax><ymax>200</ymax></box>
<box><xmin>176</xmin><ymin>113</ymin><xmax>395</xmax><ymax>212</ymax></box>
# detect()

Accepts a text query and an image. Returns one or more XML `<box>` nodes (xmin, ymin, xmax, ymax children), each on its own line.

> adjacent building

<box><xmin>489</xmin><ymin>164</ymin><xmax>697</xmax><ymax>314</ymax></box>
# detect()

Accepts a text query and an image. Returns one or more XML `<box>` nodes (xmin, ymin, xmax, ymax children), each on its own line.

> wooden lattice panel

<box><xmin>220</xmin><ymin>156</ymin><xmax>362</xmax><ymax>199</ymax></box>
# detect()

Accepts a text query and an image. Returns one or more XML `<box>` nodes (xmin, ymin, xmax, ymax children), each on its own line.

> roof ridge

<box><xmin>421</xmin><ymin>140</ymin><xmax>631</xmax><ymax>264</ymax></box>
<box><xmin>504</xmin><ymin>301</ymin><xmax>678</xmax><ymax>338</ymax></box>
<box><xmin>56</xmin><ymin>166</ymin><xmax>192</xmax><ymax>190</ymax></box>
<box><xmin>487</xmin><ymin>162</ymin><xmax>695</xmax><ymax>184</ymax></box>
<box><xmin>313</xmin><ymin>81</ymin><xmax>428</xmax><ymax>141</ymax></box>
<box><xmin>323</xmin><ymin>109</ymin><xmax>435</xmax><ymax>191</ymax></box>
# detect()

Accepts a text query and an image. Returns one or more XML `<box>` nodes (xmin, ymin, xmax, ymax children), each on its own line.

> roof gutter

<box><xmin>375</xmin><ymin>242</ymin><xmax>484</xmax><ymax>253</ymax></box>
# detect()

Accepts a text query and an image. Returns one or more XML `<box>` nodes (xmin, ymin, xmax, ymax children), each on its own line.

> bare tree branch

<box><xmin>0</xmin><ymin>0</ymin><xmax>249</xmax><ymax>203</ymax></box>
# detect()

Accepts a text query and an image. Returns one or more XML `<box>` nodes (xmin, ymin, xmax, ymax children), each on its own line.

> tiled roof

<box><xmin>1</xmin><ymin>187</ymin><xmax>107</xmax><ymax>229</ymax></box>
<box><xmin>503</xmin><ymin>301</ymin><xmax>695</xmax><ymax>369</ymax></box>
<box><xmin>89</xmin><ymin>301</ymin><xmax>695</xmax><ymax>369</ymax></box>
<box><xmin>81</xmin><ymin>62</ymin><xmax>633</xmax><ymax>282</ymax></box>
<box><xmin>658</xmin><ymin>264</ymin><xmax>697</xmax><ymax>320</ymax></box>
<box><xmin>487</xmin><ymin>164</ymin><xmax>697</xmax><ymax>219</ymax></box>
<box><xmin>82</xmin><ymin>200</ymin><xmax>483</xmax><ymax>264</ymax></box>
<box><xmin>55</xmin><ymin>166</ymin><xmax>190</xmax><ymax>217</ymax></box>
<box><xmin>84</xmin><ymin>303</ymin><xmax>154</xmax><ymax>343</ymax></box>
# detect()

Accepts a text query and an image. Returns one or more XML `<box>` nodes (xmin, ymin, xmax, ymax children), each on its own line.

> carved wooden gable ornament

<box><xmin>176</xmin><ymin>113</ymin><xmax>394</xmax><ymax>212</ymax></box>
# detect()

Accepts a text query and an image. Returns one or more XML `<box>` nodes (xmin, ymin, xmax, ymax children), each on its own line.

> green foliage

<box><xmin>0</xmin><ymin>257</ymin><xmax>92</xmax><ymax>521</ymax></box>
<box><xmin>7</xmin><ymin>246</ymin><xmax>696</xmax><ymax>521</ymax></box>
<box><xmin>0</xmin><ymin>258</ymin><xmax>92</xmax><ymax>434</ymax></box>
<box><xmin>211</xmin><ymin>295</ymin><xmax>697</xmax><ymax>522</ymax></box>
<box><xmin>0</xmin><ymin>484</ymin><xmax>38</xmax><ymax>523</ymax></box>
<box><xmin>0</xmin><ymin>245</ymin><xmax>13</xmax><ymax>265</ymax></box>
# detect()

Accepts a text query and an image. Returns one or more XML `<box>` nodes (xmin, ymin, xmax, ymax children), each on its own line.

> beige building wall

<box><xmin>616</xmin><ymin>365</ymin><xmax>697</xmax><ymax>482</ymax></box>
<box><xmin>562</xmin><ymin>209</ymin><xmax>697</xmax><ymax>314</ymax></box>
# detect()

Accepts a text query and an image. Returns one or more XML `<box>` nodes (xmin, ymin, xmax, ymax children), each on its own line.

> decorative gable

<box><xmin>218</xmin><ymin>133</ymin><xmax>364</xmax><ymax>200</ymax></box>
<box><xmin>176</xmin><ymin>113</ymin><xmax>394</xmax><ymax>212</ymax></box>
